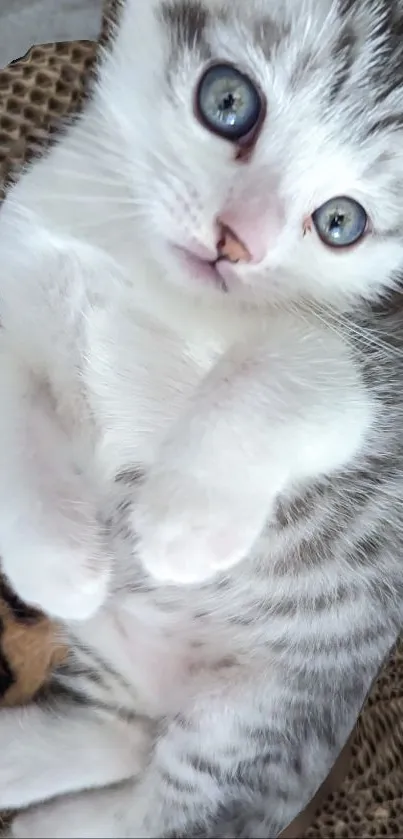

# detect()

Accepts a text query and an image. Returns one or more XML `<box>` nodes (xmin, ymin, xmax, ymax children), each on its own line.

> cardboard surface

<box><xmin>0</xmin><ymin>0</ymin><xmax>103</xmax><ymax>70</ymax></box>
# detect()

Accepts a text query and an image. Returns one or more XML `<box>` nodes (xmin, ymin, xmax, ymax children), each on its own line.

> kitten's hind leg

<box><xmin>117</xmin><ymin>689</ymin><xmax>354</xmax><ymax>839</ymax></box>
<box><xmin>0</xmin><ymin>354</ymin><xmax>109</xmax><ymax>621</ymax></box>
<box><xmin>0</xmin><ymin>695</ymin><xmax>149</xmax><ymax>812</ymax></box>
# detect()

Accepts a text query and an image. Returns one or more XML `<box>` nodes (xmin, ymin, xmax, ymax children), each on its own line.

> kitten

<box><xmin>1</xmin><ymin>0</ymin><xmax>403</xmax><ymax>835</ymax></box>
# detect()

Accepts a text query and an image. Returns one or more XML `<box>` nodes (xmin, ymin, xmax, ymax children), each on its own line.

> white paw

<box><xmin>5</xmin><ymin>543</ymin><xmax>110</xmax><ymax>622</ymax></box>
<box><xmin>132</xmin><ymin>472</ymin><xmax>263</xmax><ymax>585</ymax></box>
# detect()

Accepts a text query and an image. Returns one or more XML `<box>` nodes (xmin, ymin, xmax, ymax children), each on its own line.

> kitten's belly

<box><xmin>72</xmin><ymin>596</ymin><xmax>246</xmax><ymax>717</ymax></box>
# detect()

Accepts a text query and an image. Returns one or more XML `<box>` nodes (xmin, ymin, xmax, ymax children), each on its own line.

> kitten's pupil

<box><xmin>329</xmin><ymin>212</ymin><xmax>345</xmax><ymax>233</ymax></box>
<box><xmin>221</xmin><ymin>93</ymin><xmax>235</xmax><ymax>112</ymax></box>
<box><xmin>218</xmin><ymin>92</ymin><xmax>237</xmax><ymax>124</ymax></box>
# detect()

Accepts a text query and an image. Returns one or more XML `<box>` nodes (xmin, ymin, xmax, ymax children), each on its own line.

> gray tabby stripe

<box><xmin>328</xmin><ymin>23</ymin><xmax>357</xmax><ymax>103</ymax></box>
<box><xmin>338</xmin><ymin>0</ymin><xmax>357</xmax><ymax>18</ymax></box>
<box><xmin>44</xmin><ymin>671</ymin><xmax>143</xmax><ymax>725</ymax></box>
<box><xmin>159</xmin><ymin>769</ymin><xmax>197</xmax><ymax>794</ymax></box>
<box><xmin>366</xmin><ymin>114</ymin><xmax>403</xmax><ymax>136</ymax></box>
<box><xmin>187</xmin><ymin>754</ymin><xmax>224</xmax><ymax>779</ymax></box>
<box><xmin>253</xmin><ymin>17</ymin><xmax>290</xmax><ymax>59</ymax></box>
<box><xmin>68</xmin><ymin>639</ymin><xmax>137</xmax><ymax>697</ymax></box>
<box><xmin>115</xmin><ymin>466</ymin><xmax>144</xmax><ymax>485</ymax></box>
<box><xmin>161</xmin><ymin>0</ymin><xmax>210</xmax><ymax>51</ymax></box>
<box><xmin>37</xmin><ymin>679</ymin><xmax>95</xmax><ymax>711</ymax></box>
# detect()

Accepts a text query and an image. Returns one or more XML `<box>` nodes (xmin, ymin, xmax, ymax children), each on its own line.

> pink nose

<box><xmin>218</xmin><ymin>192</ymin><xmax>284</xmax><ymax>265</ymax></box>
<box><xmin>216</xmin><ymin>221</ymin><xmax>252</xmax><ymax>264</ymax></box>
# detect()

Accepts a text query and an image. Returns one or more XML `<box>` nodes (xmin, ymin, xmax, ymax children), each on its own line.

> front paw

<box><xmin>4</xmin><ymin>542</ymin><xmax>110</xmax><ymax>623</ymax></box>
<box><xmin>132</xmin><ymin>472</ymin><xmax>263</xmax><ymax>585</ymax></box>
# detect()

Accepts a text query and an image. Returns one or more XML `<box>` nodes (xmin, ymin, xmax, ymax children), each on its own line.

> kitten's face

<box><xmin>101</xmin><ymin>0</ymin><xmax>403</xmax><ymax>308</ymax></box>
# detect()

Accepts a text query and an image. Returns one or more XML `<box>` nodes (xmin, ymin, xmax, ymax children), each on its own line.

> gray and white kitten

<box><xmin>1</xmin><ymin>0</ymin><xmax>403</xmax><ymax>836</ymax></box>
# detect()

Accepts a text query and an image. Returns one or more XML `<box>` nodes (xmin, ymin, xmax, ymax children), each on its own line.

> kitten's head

<box><xmin>98</xmin><ymin>0</ymin><xmax>403</xmax><ymax>309</ymax></box>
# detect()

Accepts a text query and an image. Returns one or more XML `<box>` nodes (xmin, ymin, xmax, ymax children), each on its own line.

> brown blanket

<box><xmin>0</xmin><ymin>26</ymin><xmax>403</xmax><ymax>839</ymax></box>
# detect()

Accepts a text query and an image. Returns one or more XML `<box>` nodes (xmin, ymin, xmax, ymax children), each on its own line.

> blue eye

<box><xmin>312</xmin><ymin>196</ymin><xmax>368</xmax><ymax>248</ymax></box>
<box><xmin>196</xmin><ymin>63</ymin><xmax>263</xmax><ymax>141</ymax></box>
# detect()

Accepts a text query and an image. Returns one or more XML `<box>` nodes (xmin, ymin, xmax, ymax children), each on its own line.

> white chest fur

<box><xmin>84</xmin><ymin>276</ymin><xmax>261</xmax><ymax>478</ymax></box>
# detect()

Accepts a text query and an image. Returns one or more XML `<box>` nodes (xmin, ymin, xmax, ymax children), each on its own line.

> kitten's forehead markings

<box><xmin>253</xmin><ymin>17</ymin><xmax>290</xmax><ymax>60</ymax></box>
<box><xmin>328</xmin><ymin>22</ymin><xmax>357</xmax><ymax>104</ymax></box>
<box><xmin>338</xmin><ymin>0</ymin><xmax>357</xmax><ymax>17</ymax></box>
<box><xmin>115</xmin><ymin>467</ymin><xmax>144</xmax><ymax>486</ymax></box>
<box><xmin>161</xmin><ymin>0</ymin><xmax>210</xmax><ymax>53</ymax></box>
<box><xmin>367</xmin><ymin>114</ymin><xmax>403</xmax><ymax>137</ymax></box>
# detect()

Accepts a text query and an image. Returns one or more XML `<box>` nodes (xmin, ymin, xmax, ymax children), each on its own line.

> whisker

<box><xmin>32</xmin><ymin>193</ymin><xmax>144</xmax><ymax>206</ymax></box>
<box><xmin>302</xmin><ymin>300</ymin><xmax>403</xmax><ymax>363</ymax></box>
<box><xmin>329</xmin><ymin>311</ymin><xmax>402</xmax><ymax>362</ymax></box>
<box><xmin>62</xmin><ymin>139</ymin><xmax>124</xmax><ymax>164</ymax></box>
<box><xmin>49</xmin><ymin>163</ymin><xmax>154</xmax><ymax>189</ymax></box>
<box><xmin>72</xmin><ymin>211</ymin><xmax>148</xmax><ymax>232</ymax></box>
<box><xmin>46</xmin><ymin>168</ymin><xmax>130</xmax><ymax>189</ymax></box>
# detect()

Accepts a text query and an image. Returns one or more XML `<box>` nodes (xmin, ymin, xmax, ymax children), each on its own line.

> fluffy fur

<box><xmin>1</xmin><ymin>0</ymin><xmax>403</xmax><ymax>835</ymax></box>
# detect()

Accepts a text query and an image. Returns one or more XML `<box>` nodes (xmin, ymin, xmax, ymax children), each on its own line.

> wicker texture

<box><xmin>0</xmin><ymin>40</ymin><xmax>96</xmax><ymax>200</ymax></box>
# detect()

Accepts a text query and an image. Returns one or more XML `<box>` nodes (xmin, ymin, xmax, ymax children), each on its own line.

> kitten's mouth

<box><xmin>175</xmin><ymin>248</ymin><xmax>229</xmax><ymax>292</ymax></box>
<box><xmin>174</xmin><ymin>221</ymin><xmax>251</xmax><ymax>292</ymax></box>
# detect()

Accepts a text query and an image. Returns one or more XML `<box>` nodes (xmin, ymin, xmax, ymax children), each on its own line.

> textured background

<box><xmin>0</xmin><ymin>0</ymin><xmax>103</xmax><ymax>70</ymax></box>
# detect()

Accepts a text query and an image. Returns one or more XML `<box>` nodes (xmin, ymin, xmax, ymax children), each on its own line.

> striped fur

<box><xmin>4</xmin><ymin>450</ymin><xmax>403</xmax><ymax>837</ymax></box>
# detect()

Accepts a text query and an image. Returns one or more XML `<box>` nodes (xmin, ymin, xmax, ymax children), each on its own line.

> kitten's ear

<box><xmin>108</xmin><ymin>0</ymin><xmax>165</xmax><ymax>58</ymax></box>
<box><xmin>100</xmin><ymin>0</ymin><xmax>168</xmax><ymax>107</ymax></box>
<box><xmin>115</xmin><ymin>0</ymin><xmax>164</xmax><ymax>36</ymax></box>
